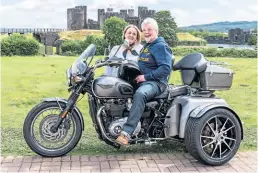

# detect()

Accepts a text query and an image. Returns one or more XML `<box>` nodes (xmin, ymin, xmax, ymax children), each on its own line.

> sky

<box><xmin>0</xmin><ymin>0</ymin><xmax>257</xmax><ymax>28</ymax></box>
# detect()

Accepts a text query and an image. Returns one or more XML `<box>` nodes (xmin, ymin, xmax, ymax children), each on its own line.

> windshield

<box><xmin>71</xmin><ymin>44</ymin><xmax>96</xmax><ymax>76</ymax></box>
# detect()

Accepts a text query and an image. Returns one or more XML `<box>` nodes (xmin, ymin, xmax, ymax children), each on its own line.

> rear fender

<box><xmin>190</xmin><ymin>104</ymin><xmax>243</xmax><ymax>140</ymax></box>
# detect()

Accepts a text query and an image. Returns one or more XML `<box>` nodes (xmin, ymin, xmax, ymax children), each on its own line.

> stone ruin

<box><xmin>67</xmin><ymin>5</ymin><xmax>156</xmax><ymax>30</ymax></box>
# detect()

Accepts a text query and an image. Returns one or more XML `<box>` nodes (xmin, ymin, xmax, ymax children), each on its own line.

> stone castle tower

<box><xmin>67</xmin><ymin>6</ymin><xmax>87</xmax><ymax>30</ymax></box>
<box><xmin>67</xmin><ymin>6</ymin><xmax>156</xmax><ymax>30</ymax></box>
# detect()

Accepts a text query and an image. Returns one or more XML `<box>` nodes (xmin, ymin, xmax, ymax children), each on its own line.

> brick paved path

<box><xmin>1</xmin><ymin>151</ymin><xmax>257</xmax><ymax>173</ymax></box>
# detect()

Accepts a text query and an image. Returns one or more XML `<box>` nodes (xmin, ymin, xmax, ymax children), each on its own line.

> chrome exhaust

<box><xmin>96</xmin><ymin>106</ymin><xmax>115</xmax><ymax>143</ymax></box>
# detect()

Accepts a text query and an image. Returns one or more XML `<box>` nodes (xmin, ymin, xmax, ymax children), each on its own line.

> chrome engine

<box><xmin>108</xmin><ymin>117</ymin><xmax>141</xmax><ymax>137</ymax></box>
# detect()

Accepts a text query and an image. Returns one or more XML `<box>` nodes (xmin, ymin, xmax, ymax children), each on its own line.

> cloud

<box><xmin>0</xmin><ymin>0</ymin><xmax>257</xmax><ymax>28</ymax></box>
<box><xmin>0</xmin><ymin>0</ymin><xmax>75</xmax><ymax>28</ymax></box>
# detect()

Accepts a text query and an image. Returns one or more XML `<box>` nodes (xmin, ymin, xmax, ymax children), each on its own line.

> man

<box><xmin>115</xmin><ymin>18</ymin><xmax>173</xmax><ymax>145</ymax></box>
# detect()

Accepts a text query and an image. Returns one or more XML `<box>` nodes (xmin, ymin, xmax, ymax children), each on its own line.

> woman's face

<box><xmin>125</xmin><ymin>27</ymin><xmax>138</xmax><ymax>45</ymax></box>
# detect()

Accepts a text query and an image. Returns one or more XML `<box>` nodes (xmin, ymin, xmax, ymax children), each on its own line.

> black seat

<box><xmin>154</xmin><ymin>85</ymin><xmax>189</xmax><ymax>99</ymax></box>
<box><xmin>173</xmin><ymin>53</ymin><xmax>207</xmax><ymax>73</ymax></box>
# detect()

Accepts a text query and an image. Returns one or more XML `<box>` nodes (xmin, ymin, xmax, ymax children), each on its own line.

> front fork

<box><xmin>50</xmin><ymin>91</ymin><xmax>80</xmax><ymax>133</ymax></box>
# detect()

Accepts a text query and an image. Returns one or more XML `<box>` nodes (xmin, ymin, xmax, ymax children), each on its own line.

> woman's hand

<box><xmin>136</xmin><ymin>75</ymin><xmax>146</xmax><ymax>83</ymax></box>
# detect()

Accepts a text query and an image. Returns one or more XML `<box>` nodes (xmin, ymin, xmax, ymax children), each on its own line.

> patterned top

<box><xmin>104</xmin><ymin>44</ymin><xmax>143</xmax><ymax>77</ymax></box>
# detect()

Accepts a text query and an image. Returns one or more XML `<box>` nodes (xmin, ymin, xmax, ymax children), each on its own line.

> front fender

<box><xmin>190</xmin><ymin>104</ymin><xmax>243</xmax><ymax>140</ymax></box>
<box><xmin>43</xmin><ymin>97</ymin><xmax>84</xmax><ymax>131</ymax></box>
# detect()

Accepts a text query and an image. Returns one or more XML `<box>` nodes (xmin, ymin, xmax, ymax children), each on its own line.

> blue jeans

<box><xmin>122</xmin><ymin>81</ymin><xmax>163</xmax><ymax>137</ymax></box>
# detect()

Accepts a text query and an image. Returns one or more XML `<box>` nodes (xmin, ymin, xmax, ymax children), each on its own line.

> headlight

<box><xmin>66</xmin><ymin>68</ymin><xmax>72</xmax><ymax>86</ymax></box>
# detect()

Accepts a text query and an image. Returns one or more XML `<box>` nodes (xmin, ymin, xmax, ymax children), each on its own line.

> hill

<box><xmin>180</xmin><ymin>21</ymin><xmax>257</xmax><ymax>32</ymax></box>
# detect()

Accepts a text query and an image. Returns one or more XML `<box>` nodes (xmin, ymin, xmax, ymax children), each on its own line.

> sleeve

<box><xmin>144</xmin><ymin>45</ymin><xmax>172</xmax><ymax>81</ymax></box>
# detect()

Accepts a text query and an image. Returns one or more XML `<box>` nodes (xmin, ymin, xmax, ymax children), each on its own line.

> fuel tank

<box><xmin>92</xmin><ymin>76</ymin><xmax>134</xmax><ymax>98</ymax></box>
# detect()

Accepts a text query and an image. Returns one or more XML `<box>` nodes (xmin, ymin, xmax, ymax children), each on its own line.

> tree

<box><xmin>101</xmin><ymin>16</ymin><xmax>128</xmax><ymax>47</ymax></box>
<box><xmin>153</xmin><ymin>11</ymin><xmax>178</xmax><ymax>47</ymax></box>
<box><xmin>248</xmin><ymin>35</ymin><xmax>257</xmax><ymax>45</ymax></box>
<box><xmin>159</xmin><ymin>28</ymin><xmax>178</xmax><ymax>47</ymax></box>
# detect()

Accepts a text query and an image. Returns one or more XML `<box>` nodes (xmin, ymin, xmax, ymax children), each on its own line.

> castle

<box><xmin>67</xmin><ymin>6</ymin><xmax>156</xmax><ymax>30</ymax></box>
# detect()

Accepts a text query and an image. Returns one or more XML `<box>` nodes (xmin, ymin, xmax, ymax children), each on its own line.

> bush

<box><xmin>61</xmin><ymin>40</ymin><xmax>83</xmax><ymax>55</ymax></box>
<box><xmin>1</xmin><ymin>33</ymin><xmax>40</xmax><ymax>56</ymax></box>
<box><xmin>171</xmin><ymin>47</ymin><xmax>257</xmax><ymax>58</ymax></box>
<box><xmin>178</xmin><ymin>40</ymin><xmax>207</xmax><ymax>46</ymax></box>
<box><xmin>61</xmin><ymin>35</ymin><xmax>108</xmax><ymax>56</ymax></box>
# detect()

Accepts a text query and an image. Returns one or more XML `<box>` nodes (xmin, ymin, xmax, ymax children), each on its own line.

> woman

<box><xmin>104</xmin><ymin>24</ymin><xmax>143</xmax><ymax>76</ymax></box>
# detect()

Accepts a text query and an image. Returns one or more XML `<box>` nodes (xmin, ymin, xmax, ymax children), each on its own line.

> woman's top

<box><xmin>104</xmin><ymin>43</ymin><xmax>143</xmax><ymax>77</ymax></box>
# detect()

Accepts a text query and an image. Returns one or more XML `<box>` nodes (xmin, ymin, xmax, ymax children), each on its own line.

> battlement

<box><xmin>75</xmin><ymin>5</ymin><xmax>87</xmax><ymax>9</ymax></box>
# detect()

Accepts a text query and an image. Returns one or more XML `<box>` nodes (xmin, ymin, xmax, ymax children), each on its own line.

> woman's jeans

<box><xmin>121</xmin><ymin>81</ymin><xmax>164</xmax><ymax>137</ymax></box>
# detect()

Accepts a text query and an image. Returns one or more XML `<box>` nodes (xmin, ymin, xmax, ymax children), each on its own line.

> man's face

<box><xmin>142</xmin><ymin>23</ymin><xmax>158</xmax><ymax>43</ymax></box>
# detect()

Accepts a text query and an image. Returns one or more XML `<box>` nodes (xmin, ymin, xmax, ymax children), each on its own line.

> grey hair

<box><xmin>141</xmin><ymin>18</ymin><xmax>159</xmax><ymax>33</ymax></box>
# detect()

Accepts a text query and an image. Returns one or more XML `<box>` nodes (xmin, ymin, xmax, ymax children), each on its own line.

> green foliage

<box><xmin>159</xmin><ymin>28</ymin><xmax>178</xmax><ymax>47</ymax></box>
<box><xmin>248</xmin><ymin>35</ymin><xmax>257</xmax><ymax>45</ymax></box>
<box><xmin>153</xmin><ymin>10</ymin><xmax>178</xmax><ymax>47</ymax></box>
<box><xmin>178</xmin><ymin>40</ymin><xmax>207</xmax><ymax>46</ymax></box>
<box><xmin>172</xmin><ymin>47</ymin><xmax>257</xmax><ymax>58</ymax></box>
<box><xmin>185</xmin><ymin>30</ymin><xmax>228</xmax><ymax>39</ymax></box>
<box><xmin>81</xmin><ymin>35</ymin><xmax>108</xmax><ymax>56</ymax></box>
<box><xmin>101</xmin><ymin>16</ymin><xmax>128</xmax><ymax>47</ymax></box>
<box><xmin>153</xmin><ymin>11</ymin><xmax>177</xmax><ymax>31</ymax></box>
<box><xmin>1</xmin><ymin>33</ymin><xmax>40</xmax><ymax>56</ymax></box>
<box><xmin>61</xmin><ymin>35</ymin><xmax>108</xmax><ymax>56</ymax></box>
<box><xmin>61</xmin><ymin>40</ymin><xmax>84</xmax><ymax>55</ymax></box>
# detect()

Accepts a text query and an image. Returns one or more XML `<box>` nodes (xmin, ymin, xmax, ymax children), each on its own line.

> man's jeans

<box><xmin>121</xmin><ymin>81</ymin><xmax>163</xmax><ymax>137</ymax></box>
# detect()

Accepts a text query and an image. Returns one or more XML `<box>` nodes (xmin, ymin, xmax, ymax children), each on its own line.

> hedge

<box><xmin>1</xmin><ymin>33</ymin><xmax>40</xmax><ymax>56</ymax></box>
<box><xmin>61</xmin><ymin>35</ymin><xmax>108</xmax><ymax>56</ymax></box>
<box><xmin>171</xmin><ymin>47</ymin><xmax>257</xmax><ymax>58</ymax></box>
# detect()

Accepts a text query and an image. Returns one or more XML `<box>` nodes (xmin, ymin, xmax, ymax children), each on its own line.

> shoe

<box><xmin>115</xmin><ymin>134</ymin><xmax>129</xmax><ymax>145</ymax></box>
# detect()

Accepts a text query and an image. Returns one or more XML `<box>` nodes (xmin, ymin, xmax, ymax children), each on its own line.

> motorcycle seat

<box><xmin>154</xmin><ymin>85</ymin><xmax>189</xmax><ymax>99</ymax></box>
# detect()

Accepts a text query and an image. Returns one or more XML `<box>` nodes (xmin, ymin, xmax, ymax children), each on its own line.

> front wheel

<box><xmin>184</xmin><ymin>108</ymin><xmax>242</xmax><ymax>166</ymax></box>
<box><xmin>23</xmin><ymin>101</ymin><xmax>83</xmax><ymax>157</ymax></box>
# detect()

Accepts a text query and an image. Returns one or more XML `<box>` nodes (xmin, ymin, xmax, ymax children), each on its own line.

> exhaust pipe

<box><xmin>96</xmin><ymin>106</ymin><xmax>115</xmax><ymax>143</ymax></box>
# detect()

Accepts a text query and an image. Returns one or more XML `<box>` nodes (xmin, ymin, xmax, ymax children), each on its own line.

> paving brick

<box><xmin>158</xmin><ymin>154</ymin><xmax>169</xmax><ymax>160</ymax></box>
<box><xmin>80</xmin><ymin>156</ymin><xmax>89</xmax><ymax>161</ymax></box>
<box><xmin>5</xmin><ymin>166</ymin><xmax>20</xmax><ymax>172</ymax></box>
<box><xmin>2</xmin><ymin>156</ymin><xmax>15</xmax><ymax>163</ymax></box>
<box><xmin>61</xmin><ymin>156</ymin><xmax>71</xmax><ymax>162</ymax></box>
<box><xmin>71</xmin><ymin>161</ymin><xmax>80</xmax><ymax>170</ymax></box>
<box><xmin>120</xmin><ymin>168</ymin><xmax>131</xmax><ymax>172</ymax></box>
<box><xmin>30</xmin><ymin>162</ymin><xmax>42</xmax><ymax>171</ymax></box>
<box><xmin>130</xmin><ymin>168</ymin><xmax>141</xmax><ymax>173</ymax></box>
<box><xmin>107</xmin><ymin>155</ymin><xmax>117</xmax><ymax>161</ymax></box>
<box><xmin>196</xmin><ymin>166</ymin><xmax>208</xmax><ymax>172</ymax></box>
<box><xmin>136</xmin><ymin>160</ymin><xmax>148</xmax><ymax>168</ymax></box>
<box><xmin>119</xmin><ymin>161</ymin><xmax>137</xmax><ymax>165</ymax></box>
<box><xmin>98</xmin><ymin>156</ymin><xmax>108</xmax><ymax>161</ymax></box>
<box><xmin>109</xmin><ymin>160</ymin><xmax>120</xmax><ymax>169</ymax></box>
<box><xmin>140</xmin><ymin>167</ymin><xmax>160</xmax><ymax>172</ymax></box>
<box><xmin>101</xmin><ymin>168</ymin><xmax>121</xmax><ymax>172</ymax></box>
<box><xmin>70</xmin><ymin>156</ymin><xmax>80</xmax><ymax>162</ymax></box>
<box><xmin>100</xmin><ymin>161</ymin><xmax>110</xmax><ymax>169</ymax></box>
<box><xmin>89</xmin><ymin>156</ymin><xmax>99</xmax><ymax>162</ymax></box>
<box><xmin>168</xmin><ymin>165</ymin><xmax>180</xmax><ymax>172</ymax></box>
<box><xmin>150</xmin><ymin>154</ymin><xmax>160</xmax><ymax>160</ymax></box>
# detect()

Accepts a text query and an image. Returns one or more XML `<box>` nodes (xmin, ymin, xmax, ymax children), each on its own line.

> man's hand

<box><xmin>136</xmin><ymin>75</ymin><xmax>146</xmax><ymax>83</ymax></box>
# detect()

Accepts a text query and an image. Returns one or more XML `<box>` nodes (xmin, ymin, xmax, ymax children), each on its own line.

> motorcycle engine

<box><xmin>103</xmin><ymin>98</ymin><xmax>140</xmax><ymax>137</ymax></box>
<box><xmin>108</xmin><ymin>117</ymin><xmax>141</xmax><ymax>137</ymax></box>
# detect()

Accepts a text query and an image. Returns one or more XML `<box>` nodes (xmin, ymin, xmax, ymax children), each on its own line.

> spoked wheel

<box><xmin>23</xmin><ymin>102</ymin><xmax>82</xmax><ymax>157</ymax></box>
<box><xmin>185</xmin><ymin>108</ymin><xmax>242</xmax><ymax>166</ymax></box>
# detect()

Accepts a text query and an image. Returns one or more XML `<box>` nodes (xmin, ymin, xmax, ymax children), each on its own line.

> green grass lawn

<box><xmin>1</xmin><ymin>55</ymin><xmax>257</xmax><ymax>156</ymax></box>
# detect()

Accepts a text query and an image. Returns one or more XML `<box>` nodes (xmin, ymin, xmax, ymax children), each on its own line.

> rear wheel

<box><xmin>23</xmin><ymin>102</ymin><xmax>82</xmax><ymax>157</ymax></box>
<box><xmin>185</xmin><ymin>108</ymin><xmax>242</xmax><ymax>166</ymax></box>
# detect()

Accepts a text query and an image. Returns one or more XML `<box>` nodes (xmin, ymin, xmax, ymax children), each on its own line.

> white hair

<box><xmin>141</xmin><ymin>18</ymin><xmax>159</xmax><ymax>33</ymax></box>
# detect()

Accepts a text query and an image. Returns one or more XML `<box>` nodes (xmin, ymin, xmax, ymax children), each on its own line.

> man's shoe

<box><xmin>115</xmin><ymin>134</ymin><xmax>129</xmax><ymax>145</ymax></box>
